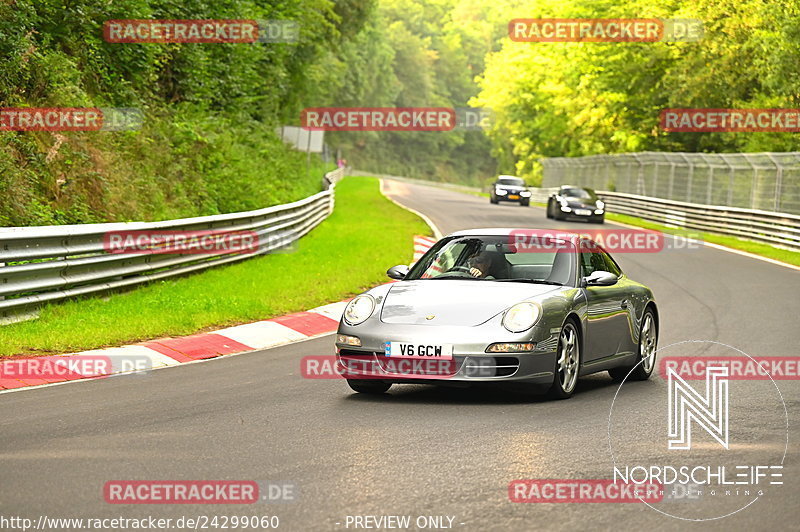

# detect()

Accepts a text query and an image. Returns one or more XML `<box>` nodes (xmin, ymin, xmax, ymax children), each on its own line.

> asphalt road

<box><xmin>1</xmin><ymin>179</ymin><xmax>798</xmax><ymax>531</ymax></box>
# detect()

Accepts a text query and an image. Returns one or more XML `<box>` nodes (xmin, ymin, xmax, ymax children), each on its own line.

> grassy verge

<box><xmin>605</xmin><ymin>212</ymin><xmax>800</xmax><ymax>267</ymax></box>
<box><xmin>0</xmin><ymin>177</ymin><xmax>430</xmax><ymax>357</ymax></box>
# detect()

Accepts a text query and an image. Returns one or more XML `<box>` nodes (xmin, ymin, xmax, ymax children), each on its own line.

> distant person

<box><xmin>337</xmin><ymin>158</ymin><xmax>345</xmax><ymax>169</ymax></box>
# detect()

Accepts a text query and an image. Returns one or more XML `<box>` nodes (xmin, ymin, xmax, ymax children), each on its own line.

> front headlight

<box><xmin>343</xmin><ymin>295</ymin><xmax>376</xmax><ymax>326</ymax></box>
<box><xmin>495</xmin><ymin>188</ymin><xmax>508</xmax><ymax>196</ymax></box>
<box><xmin>502</xmin><ymin>302</ymin><xmax>541</xmax><ymax>333</ymax></box>
<box><xmin>520</xmin><ymin>191</ymin><xmax>532</xmax><ymax>197</ymax></box>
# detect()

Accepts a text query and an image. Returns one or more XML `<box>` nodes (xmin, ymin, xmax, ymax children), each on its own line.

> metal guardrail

<box><xmin>368</xmin><ymin>170</ymin><xmax>799</xmax><ymax>253</ymax></box>
<box><xmin>0</xmin><ymin>168</ymin><xmax>344</xmax><ymax>320</ymax></box>
<box><xmin>541</xmin><ymin>152</ymin><xmax>800</xmax><ymax>215</ymax></box>
<box><xmin>594</xmin><ymin>191</ymin><xmax>800</xmax><ymax>252</ymax></box>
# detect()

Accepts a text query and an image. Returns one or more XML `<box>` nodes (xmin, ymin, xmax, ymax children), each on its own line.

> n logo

<box><xmin>667</xmin><ymin>366</ymin><xmax>729</xmax><ymax>450</ymax></box>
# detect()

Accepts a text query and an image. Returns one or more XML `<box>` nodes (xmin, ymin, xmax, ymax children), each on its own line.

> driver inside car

<box><xmin>467</xmin><ymin>252</ymin><xmax>497</xmax><ymax>279</ymax></box>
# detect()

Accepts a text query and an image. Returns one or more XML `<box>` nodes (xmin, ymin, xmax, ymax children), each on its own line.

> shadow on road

<box><xmin>337</xmin><ymin>374</ymin><xmax>654</xmax><ymax>406</ymax></box>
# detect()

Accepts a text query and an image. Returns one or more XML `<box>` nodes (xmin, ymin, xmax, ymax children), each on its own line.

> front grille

<box><xmin>337</xmin><ymin>351</ymin><xmax>520</xmax><ymax>378</ymax></box>
<box><xmin>462</xmin><ymin>356</ymin><xmax>520</xmax><ymax>377</ymax></box>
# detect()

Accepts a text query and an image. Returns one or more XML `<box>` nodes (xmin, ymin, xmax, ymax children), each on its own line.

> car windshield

<box><xmin>406</xmin><ymin>235</ymin><xmax>575</xmax><ymax>286</ymax></box>
<box><xmin>562</xmin><ymin>187</ymin><xmax>596</xmax><ymax>199</ymax></box>
<box><xmin>498</xmin><ymin>177</ymin><xmax>525</xmax><ymax>186</ymax></box>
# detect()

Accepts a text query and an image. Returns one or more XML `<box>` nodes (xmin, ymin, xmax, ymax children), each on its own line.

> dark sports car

<box><xmin>547</xmin><ymin>185</ymin><xmax>605</xmax><ymax>223</ymax></box>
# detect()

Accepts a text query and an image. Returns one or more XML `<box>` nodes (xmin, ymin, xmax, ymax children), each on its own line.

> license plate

<box><xmin>508</xmin><ymin>194</ymin><xmax>520</xmax><ymax>200</ymax></box>
<box><xmin>575</xmin><ymin>208</ymin><xmax>592</xmax><ymax>216</ymax></box>
<box><xmin>384</xmin><ymin>342</ymin><xmax>453</xmax><ymax>360</ymax></box>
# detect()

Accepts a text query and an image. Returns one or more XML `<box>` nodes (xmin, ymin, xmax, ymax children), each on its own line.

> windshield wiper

<box><xmin>492</xmin><ymin>278</ymin><xmax>563</xmax><ymax>286</ymax></box>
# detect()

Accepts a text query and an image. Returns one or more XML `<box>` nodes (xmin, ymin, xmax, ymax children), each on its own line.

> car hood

<box><xmin>379</xmin><ymin>280</ymin><xmax>559</xmax><ymax>326</ymax></box>
<box><xmin>564</xmin><ymin>197</ymin><xmax>596</xmax><ymax>208</ymax></box>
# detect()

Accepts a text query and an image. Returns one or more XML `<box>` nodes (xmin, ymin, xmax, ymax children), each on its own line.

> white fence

<box><xmin>541</xmin><ymin>152</ymin><xmax>800</xmax><ymax>215</ymax></box>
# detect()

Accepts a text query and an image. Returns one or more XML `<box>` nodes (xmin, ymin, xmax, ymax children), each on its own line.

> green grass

<box><xmin>604</xmin><ymin>212</ymin><xmax>800</xmax><ymax>267</ymax></box>
<box><xmin>0</xmin><ymin>177</ymin><xmax>430</xmax><ymax>357</ymax></box>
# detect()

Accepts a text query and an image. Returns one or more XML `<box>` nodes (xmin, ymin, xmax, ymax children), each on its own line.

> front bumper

<box><xmin>560</xmin><ymin>205</ymin><xmax>603</xmax><ymax>218</ymax></box>
<box><xmin>335</xmin><ymin>322</ymin><xmax>558</xmax><ymax>387</ymax></box>
<box><xmin>495</xmin><ymin>191</ymin><xmax>530</xmax><ymax>202</ymax></box>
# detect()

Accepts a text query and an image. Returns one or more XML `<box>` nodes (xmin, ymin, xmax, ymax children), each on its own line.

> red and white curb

<box><xmin>413</xmin><ymin>235</ymin><xmax>436</xmax><ymax>262</ymax></box>
<box><xmin>0</xmin><ymin>236</ymin><xmax>435</xmax><ymax>394</ymax></box>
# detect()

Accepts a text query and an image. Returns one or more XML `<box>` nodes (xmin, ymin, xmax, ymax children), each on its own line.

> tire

<box><xmin>490</xmin><ymin>196</ymin><xmax>498</xmax><ymax>204</ymax></box>
<box><xmin>609</xmin><ymin>309</ymin><xmax>657</xmax><ymax>382</ymax></box>
<box><xmin>521</xmin><ymin>199</ymin><xmax>529</xmax><ymax>207</ymax></box>
<box><xmin>346</xmin><ymin>379</ymin><xmax>392</xmax><ymax>394</ymax></box>
<box><xmin>546</xmin><ymin>200</ymin><xmax>553</xmax><ymax>218</ymax></box>
<box><xmin>593</xmin><ymin>215</ymin><xmax>605</xmax><ymax>224</ymax></box>
<box><xmin>547</xmin><ymin>320</ymin><xmax>581</xmax><ymax>399</ymax></box>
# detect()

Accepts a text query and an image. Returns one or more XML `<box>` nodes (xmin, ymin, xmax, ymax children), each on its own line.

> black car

<box><xmin>489</xmin><ymin>175</ymin><xmax>531</xmax><ymax>206</ymax></box>
<box><xmin>546</xmin><ymin>185</ymin><xmax>605</xmax><ymax>223</ymax></box>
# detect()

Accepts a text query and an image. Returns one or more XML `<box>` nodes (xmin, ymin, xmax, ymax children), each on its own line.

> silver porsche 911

<box><xmin>335</xmin><ymin>228</ymin><xmax>658</xmax><ymax>399</ymax></box>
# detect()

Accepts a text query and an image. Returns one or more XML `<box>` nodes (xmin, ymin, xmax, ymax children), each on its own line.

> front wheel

<box><xmin>521</xmin><ymin>199</ymin><xmax>530</xmax><ymax>207</ymax></box>
<box><xmin>346</xmin><ymin>379</ymin><xmax>392</xmax><ymax>394</ymax></box>
<box><xmin>490</xmin><ymin>196</ymin><xmax>498</xmax><ymax>204</ymax></box>
<box><xmin>546</xmin><ymin>199</ymin><xmax>553</xmax><ymax>218</ymax></box>
<box><xmin>609</xmin><ymin>309</ymin><xmax>657</xmax><ymax>382</ymax></box>
<box><xmin>547</xmin><ymin>321</ymin><xmax>581</xmax><ymax>399</ymax></box>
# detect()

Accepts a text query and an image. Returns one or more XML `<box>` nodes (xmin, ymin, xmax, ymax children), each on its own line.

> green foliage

<box><xmin>315</xmin><ymin>0</ymin><xmax>520</xmax><ymax>184</ymax></box>
<box><xmin>0</xmin><ymin>0</ymin><xmax>372</xmax><ymax>226</ymax></box>
<box><xmin>474</xmin><ymin>0</ymin><xmax>800</xmax><ymax>183</ymax></box>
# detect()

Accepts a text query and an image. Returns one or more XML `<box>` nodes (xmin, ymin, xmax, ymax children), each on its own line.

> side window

<box><xmin>601</xmin><ymin>250</ymin><xmax>622</xmax><ymax>277</ymax></box>
<box><xmin>420</xmin><ymin>242</ymin><xmax>465</xmax><ymax>278</ymax></box>
<box><xmin>580</xmin><ymin>251</ymin><xmax>594</xmax><ymax>277</ymax></box>
<box><xmin>580</xmin><ymin>249</ymin><xmax>607</xmax><ymax>277</ymax></box>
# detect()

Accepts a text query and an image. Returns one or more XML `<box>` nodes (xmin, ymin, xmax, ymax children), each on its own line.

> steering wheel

<box><xmin>445</xmin><ymin>266</ymin><xmax>475</xmax><ymax>278</ymax></box>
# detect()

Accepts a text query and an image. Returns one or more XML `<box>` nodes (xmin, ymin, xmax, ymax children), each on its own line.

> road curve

<box><xmin>1</xmin><ymin>178</ymin><xmax>798</xmax><ymax>531</ymax></box>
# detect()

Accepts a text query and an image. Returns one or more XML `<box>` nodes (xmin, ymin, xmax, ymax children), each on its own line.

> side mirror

<box><xmin>386</xmin><ymin>264</ymin><xmax>409</xmax><ymax>280</ymax></box>
<box><xmin>582</xmin><ymin>270</ymin><xmax>618</xmax><ymax>287</ymax></box>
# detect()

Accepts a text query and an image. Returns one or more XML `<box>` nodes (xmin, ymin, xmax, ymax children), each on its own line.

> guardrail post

<box><xmin>743</xmin><ymin>154</ymin><xmax>758</xmax><ymax>210</ymax></box>
<box><xmin>765</xmin><ymin>152</ymin><xmax>783</xmax><ymax>212</ymax></box>
<box><xmin>634</xmin><ymin>153</ymin><xmax>644</xmax><ymax>195</ymax></box>
<box><xmin>668</xmin><ymin>163</ymin><xmax>675</xmax><ymax>200</ymax></box>
<box><xmin>652</xmin><ymin>162</ymin><xmax>659</xmax><ymax>198</ymax></box>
